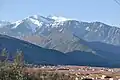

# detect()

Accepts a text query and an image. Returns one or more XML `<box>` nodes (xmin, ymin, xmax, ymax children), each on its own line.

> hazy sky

<box><xmin>0</xmin><ymin>0</ymin><xmax>120</xmax><ymax>26</ymax></box>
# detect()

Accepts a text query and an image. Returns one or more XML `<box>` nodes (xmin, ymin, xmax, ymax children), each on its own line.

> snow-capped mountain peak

<box><xmin>48</xmin><ymin>15</ymin><xmax>71</xmax><ymax>22</ymax></box>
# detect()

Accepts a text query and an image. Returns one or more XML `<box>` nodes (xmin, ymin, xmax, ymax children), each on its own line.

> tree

<box><xmin>14</xmin><ymin>50</ymin><xmax>24</xmax><ymax>66</ymax></box>
<box><xmin>0</xmin><ymin>48</ymin><xmax>8</xmax><ymax>66</ymax></box>
<box><xmin>1</xmin><ymin>48</ymin><xmax>7</xmax><ymax>57</ymax></box>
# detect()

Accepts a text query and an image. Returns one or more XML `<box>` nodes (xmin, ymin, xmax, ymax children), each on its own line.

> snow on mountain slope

<box><xmin>11</xmin><ymin>20</ymin><xmax>23</xmax><ymax>29</ymax></box>
<box><xmin>7</xmin><ymin>15</ymin><xmax>53</xmax><ymax>34</ymax></box>
<box><xmin>29</xmin><ymin>18</ymin><xmax>42</xmax><ymax>26</ymax></box>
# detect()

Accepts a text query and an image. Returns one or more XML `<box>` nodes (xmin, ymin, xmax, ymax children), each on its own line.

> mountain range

<box><xmin>0</xmin><ymin>15</ymin><xmax>120</xmax><ymax>45</ymax></box>
<box><xmin>0</xmin><ymin>15</ymin><xmax>120</xmax><ymax>67</ymax></box>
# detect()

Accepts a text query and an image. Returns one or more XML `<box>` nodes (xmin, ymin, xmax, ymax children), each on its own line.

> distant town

<box><xmin>25</xmin><ymin>65</ymin><xmax>120</xmax><ymax>80</ymax></box>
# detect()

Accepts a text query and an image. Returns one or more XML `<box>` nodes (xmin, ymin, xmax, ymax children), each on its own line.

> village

<box><xmin>25</xmin><ymin>65</ymin><xmax>120</xmax><ymax>80</ymax></box>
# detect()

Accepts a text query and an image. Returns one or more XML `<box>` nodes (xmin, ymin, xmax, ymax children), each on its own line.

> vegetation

<box><xmin>0</xmin><ymin>49</ymin><xmax>76</xmax><ymax>80</ymax></box>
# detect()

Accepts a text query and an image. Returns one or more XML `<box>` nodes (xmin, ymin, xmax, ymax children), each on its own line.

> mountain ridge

<box><xmin>0</xmin><ymin>15</ymin><xmax>120</xmax><ymax>44</ymax></box>
<box><xmin>0</xmin><ymin>34</ymin><xmax>110</xmax><ymax>67</ymax></box>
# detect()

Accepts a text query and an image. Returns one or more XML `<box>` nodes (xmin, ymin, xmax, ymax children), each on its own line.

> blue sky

<box><xmin>0</xmin><ymin>0</ymin><xmax>120</xmax><ymax>26</ymax></box>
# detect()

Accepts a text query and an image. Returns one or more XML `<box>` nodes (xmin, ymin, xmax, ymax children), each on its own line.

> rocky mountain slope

<box><xmin>22</xmin><ymin>29</ymin><xmax>93</xmax><ymax>53</ymax></box>
<box><xmin>0</xmin><ymin>34</ymin><xmax>109</xmax><ymax>67</ymax></box>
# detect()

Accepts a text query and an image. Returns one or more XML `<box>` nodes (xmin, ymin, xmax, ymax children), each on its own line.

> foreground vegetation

<box><xmin>0</xmin><ymin>49</ymin><xmax>76</xmax><ymax>80</ymax></box>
